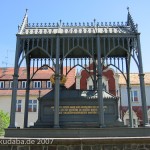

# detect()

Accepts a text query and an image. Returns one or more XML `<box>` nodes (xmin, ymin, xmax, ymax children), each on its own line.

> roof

<box><xmin>118</xmin><ymin>73</ymin><xmax>150</xmax><ymax>85</ymax></box>
<box><xmin>19</xmin><ymin>25</ymin><xmax>132</xmax><ymax>35</ymax></box>
<box><xmin>18</xmin><ymin>10</ymin><xmax>136</xmax><ymax>35</ymax></box>
<box><xmin>0</xmin><ymin>66</ymin><xmax>76</xmax><ymax>91</ymax></box>
<box><xmin>1</xmin><ymin>67</ymin><xmax>150</xmax><ymax>86</ymax></box>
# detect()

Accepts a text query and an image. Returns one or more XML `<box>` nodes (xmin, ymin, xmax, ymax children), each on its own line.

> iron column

<box><xmin>9</xmin><ymin>37</ymin><xmax>20</xmax><ymax>128</ymax></box>
<box><xmin>126</xmin><ymin>68</ymin><xmax>133</xmax><ymax>127</ymax></box>
<box><xmin>137</xmin><ymin>34</ymin><xmax>148</xmax><ymax>126</ymax></box>
<box><xmin>96</xmin><ymin>34</ymin><xmax>105</xmax><ymax>127</ymax></box>
<box><xmin>54</xmin><ymin>34</ymin><xmax>60</xmax><ymax>128</ymax></box>
<box><xmin>126</xmin><ymin>43</ymin><xmax>133</xmax><ymax>127</ymax></box>
<box><xmin>24</xmin><ymin>54</ymin><xmax>30</xmax><ymax>128</ymax></box>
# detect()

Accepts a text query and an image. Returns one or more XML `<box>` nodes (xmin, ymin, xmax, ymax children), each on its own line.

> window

<box><xmin>102</xmin><ymin>77</ymin><xmax>108</xmax><ymax>91</ymax></box>
<box><xmin>41</xmin><ymin>66</ymin><xmax>48</xmax><ymax>70</ymax></box>
<box><xmin>16</xmin><ymin>100</ymin><xmax>22</xmax><ymax>112</ymax></box>
<box><xmin>102</xmin><ymin>82</ymin><xmax>107</xmax><ymax>91</ymax></box>
<box><xmin>9</xmin><ymin>81</ymin><xmax>19</xmax><ymax>88</ymax></box>
<box><xmin>33</xmin><ymin>81</ymin><xmax>41</xmax><ymax>88</ymax></box>
<box><xmin>47</xmin><ymin>81</ymin><xmax>52</xmax><ymax>88</ymax></box>
<box><xmin>87</xmin><ymin>76</ymin><xmax>93</xmax><ymax>90</ymax></box>
<box><xmin>131</xmin><ymin>90</ymin><xmax>138</xmax><ymax>102</ymax></box>
<box><xmin>0</xmin><ymin>81</ymin><xmax>4</xmax><ymax>88</ymax></box>
<box><xmin>22</xmin><ymin>81</ymin><xmax>27</xmax><ymax>88</ymax></box>
<box><xmin>28</xmin><ymin>100</ymin><xmax>37</xmax><ymax>112</ymax></box>
<box><xmin>89</xmin><ymin>85</ymin><xmax>93</xmax><ymax>90</ymax></box>
<box><xmin>10</xmin><ymin>81</ymin><xmax>13</xmax><ymax>88</ymax></box>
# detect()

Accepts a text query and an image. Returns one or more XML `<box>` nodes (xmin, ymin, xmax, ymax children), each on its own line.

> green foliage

<box><xmin>0</xmin><ymin>110</ymin><xmax>10</xmax><ymax>136</ymax></box>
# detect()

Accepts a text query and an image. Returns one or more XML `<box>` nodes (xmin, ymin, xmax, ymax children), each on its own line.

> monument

<box><xmin>34</xmin><ymin>82</ymin><xmax>123</xmax><ymax>128</ymax></box>
<box><xmin>3</xmin><ymin>8</ymin><xmax>150</xmax><ymax>150</ymax></box>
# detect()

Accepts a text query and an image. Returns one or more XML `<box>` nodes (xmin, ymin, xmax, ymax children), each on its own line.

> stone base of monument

<box><xmin>5</xmin><ymin>127</ymin><xmax>150</xmax><ymax>138</ymax></box>
<box><xmin>3</xmin><ymin>128</ymin><xmax>150</xmax><ymax>150</ymax></box>
<box><xmin>1</xmin><ymin>136</ymin><xmax>150</xmax><ymax>150</ymax></box>
<box><xmin>34</xmin><ymin>89</ymin><xmax>124</xmax><ymax>128</ymax></box>
<box><xmin>4</xmin><ymin>90</ymin><xmax>150</xmax><ymax>149</ymax></box>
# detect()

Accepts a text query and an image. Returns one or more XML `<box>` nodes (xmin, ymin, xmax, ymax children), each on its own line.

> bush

<box><xmin>0</xmin><ymin>110</ymin><xmax>10</xmax><ymax>136</ymax></box>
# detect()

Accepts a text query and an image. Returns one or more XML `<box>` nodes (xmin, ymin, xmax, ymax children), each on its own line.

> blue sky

<box><xmin>0</xmin><ymin>0</ymin><xmax>150</xmax><ymax>72</ymax></box>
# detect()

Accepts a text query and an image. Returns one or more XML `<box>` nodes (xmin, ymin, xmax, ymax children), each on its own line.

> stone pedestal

<box><xmin>1</xmin><ymin>135</ymin><xmax>150</xmax><ymax>150</ymax></box>
<box><xmin>34</xmin><ymin>89</ymin><xmax>123</xmax><ymax>128</ymax></box>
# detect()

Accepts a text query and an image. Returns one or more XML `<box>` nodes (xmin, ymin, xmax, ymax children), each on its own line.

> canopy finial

<box><xmin>26</xmin><ymin>8</ymin><xmax>28</xmax><ymax>14</ymax></box>
<box><xmin>127</xmin><ymin>7</ymin><xmax>129</xmax><ymax>12</ymax></box>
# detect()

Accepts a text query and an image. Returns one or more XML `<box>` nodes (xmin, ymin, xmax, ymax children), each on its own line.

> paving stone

<box><xmin>102</xmin><ymin>145</ymin><xmax>113</xmax><ymax>150</ymax></box>
<box><xmin>145</xmin><ymin>145</ymin><xmax>150</xmax><ymax>149</ymax></box>
<box><xmin>17</xmin><ymin>146</ymin><xmax>30</xmax><ymax>150</ymax></box>
<box><xmin>58</xmin><ymin>145</ymin><xmax>68</xmax><ymax>150</ymax></box>
<box><xmin>30</xmin><ymin>146</ymin><xmax>43</xmax><ymax>150</ymax></box>
<box><xmin>112</xmin><ymin>145</ymin><xmax>124</xmax><ymax>150</ymax></box>
<box><xmin>137</xmin><ymin>145</ymin><xmax>145</xmax><ymax>149</ymax></box>
<box><xmin>91</xmin><ymin>145</ymin><xmax>102</xmax><ymax>150</ymax></box>
<box><xmin>68</xmin><ymin>145</ymin><xmax>81</xmax><ymax>150</ymax></box>
<box><xmin>124</xmin><ymin>144</ymin><xmax>132</xmax><ymax>149</ymax></box>
<box><xmin>48</xmin><ymin>145</ymin><xmax>57</xmax><ymax>150</ymax></box>
<box><xmin>0</xmin><ymin>146</ymin><xmax>14</xmax><ymax>150</ymax></box>
<box><xmin>83</xmin><ymin>145</ymin><xmax>91</xmax><ymax>150</ymax></box>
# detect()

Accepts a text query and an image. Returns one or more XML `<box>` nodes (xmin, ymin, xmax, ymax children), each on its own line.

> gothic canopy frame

<box><xmin>9</xmin><ymin>8</ymin><xmax>148</xmax><ymax>128</ymax></box>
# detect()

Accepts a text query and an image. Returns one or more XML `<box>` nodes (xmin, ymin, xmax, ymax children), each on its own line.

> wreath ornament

<box><xmin>50</xmin><ymin>74</ymin><xmax>67</xmax><ymax>85</ymax></box>
<box><xmin>50</xmin><ymin>74</ymin><xmax>55</xmax><ymax>84</ymax></box>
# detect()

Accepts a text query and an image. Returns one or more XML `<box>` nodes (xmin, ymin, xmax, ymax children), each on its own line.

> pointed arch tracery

<box><xmin>60</xmin><ymin>45</ymin><xmax>96</xmax><ymax>67</ymax></box>
<box><xmin>102</xmin><ymin>45</ymin><xmax>139</xmax><ymax>74</ymax></box>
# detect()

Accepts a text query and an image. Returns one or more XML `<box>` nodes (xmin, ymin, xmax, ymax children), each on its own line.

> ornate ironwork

<box><xmin>9</xmin><ymin>9</ymin><xmax>149</xmax><ymax>129</ymax></box>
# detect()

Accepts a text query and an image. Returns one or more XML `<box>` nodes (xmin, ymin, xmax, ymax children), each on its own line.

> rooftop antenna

<box><xmin>2</xmin><ymin>50</ymin><xmax>8</xmax><ymax>68</ymax></box>
<box><xmin>2</xmin><ymin>61</ymin><xmax>7</xmax><ymax>68</ymax></box>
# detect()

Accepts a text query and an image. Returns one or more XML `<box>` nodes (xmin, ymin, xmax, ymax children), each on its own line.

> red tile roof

<box><xmin>0</xmin><ymin>67</ymin><xmax>76</xmax><ymax>95</ymax></box>
<box><xmin>118</xmin><ymin>73</ymin><xmax>150</xmax><ymax>85</ymax></box>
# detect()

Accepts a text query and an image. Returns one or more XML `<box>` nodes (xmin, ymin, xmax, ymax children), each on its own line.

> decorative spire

<box><xmin>127</xmin><ymin>6</ymin><xmax>129</xmax><ymax>12</ymax></box>
<box><xmin>127</xmin><ymin>7</ymin><xmax>137</xmax><ymax>33</ymax></box>
<box><xmin>25</xmin><ymin>8</ymin><xmax>28</xmax><ymax>17</ymax></box>
<box><xmin>18</xmin><ymin>9</ymin><xmax>29</xmax><ymax>34</ymax></box>
<box><xmin>59</xmin><ymin>19</ymin><xmax>62</xmax><ymax>25</ymax></box>
<box><xmin>26</xmin><ymin>8</ymin><xmax>28</xmax><ymax>13</ymax></box>
<box><xmin>93</xmin><ymin>18</ymin><xmax>96</xmax><ymax>26</ymax></box>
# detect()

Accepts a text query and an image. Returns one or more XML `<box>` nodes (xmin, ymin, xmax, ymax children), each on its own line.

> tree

<box><xmin>0</xmin><ymin>110</ymin><xmax>10</xmax><ymax>136</ymax></box>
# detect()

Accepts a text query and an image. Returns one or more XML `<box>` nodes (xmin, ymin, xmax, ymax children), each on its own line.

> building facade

<box><xmin>75</xmin><ymin>64</ymin><xmax>150</xmax><ymax>127</ymax></box>
<box><xmin>119</xmin><ymin>73</ymin><xmax>150</xmax><ymax>126</ymax></box>
<box><xmin>0</xmin><ymin>66</ymin><xmax>150</xmax><ymax>128</ymax></box>
<box><xmin>0</xmin><ymin>67</ymin><xmax>75</xmax><ymax>128</ymax></box>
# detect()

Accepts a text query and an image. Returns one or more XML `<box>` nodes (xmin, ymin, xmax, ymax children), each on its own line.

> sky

<box><xmin>0</xmin><ymin>0</ymin><xmax>150</xmax><ymax>72</ymax></box>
